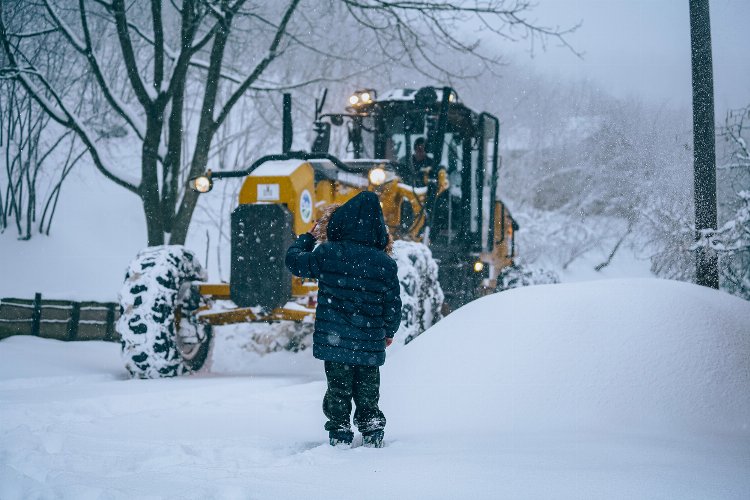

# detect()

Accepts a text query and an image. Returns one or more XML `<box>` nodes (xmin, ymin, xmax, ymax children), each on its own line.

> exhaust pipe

<box><xmin>283</xmin><ymin>93</ymin><xmax>292</xmax><ymax>153</ymax></box>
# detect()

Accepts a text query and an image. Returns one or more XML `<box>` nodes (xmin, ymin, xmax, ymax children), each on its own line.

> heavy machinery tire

<box><xmin>116</xmin><ymin>245</ymin><xmax>212</xmax><ymax>378</ymax></box>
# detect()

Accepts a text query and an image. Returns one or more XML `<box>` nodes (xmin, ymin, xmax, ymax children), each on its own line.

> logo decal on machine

<box><xmin>300</xmin><ymin>190</ymin><xmax>313</xmax><ymax>223</ymax></box>
<box><xmin>257</xmin><ymin>183</ymin><xmax>279</xmax><ymax>201</ymax></box>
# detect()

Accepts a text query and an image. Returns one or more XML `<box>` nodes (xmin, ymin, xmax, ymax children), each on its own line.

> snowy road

<box><xmin>1</xmin><ymin>279</ymin><xmax>749</xmax><ymax>499</ymax></box>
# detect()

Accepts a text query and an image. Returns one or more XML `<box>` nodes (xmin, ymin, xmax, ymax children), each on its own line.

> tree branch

<box><xmin>0</xmin><ymin>15</ymin><xmax>138</xmax><ymax>194</ymax></box>
<box><xmin>75</xmin><ymin>0</ymin><xmax>146</xmax><ymax>140</ymax></box>
<box><xmin>212</xmin><ymin>0</ymin><xmax>301</xmax><ymax>131</ymax></box>
<box><xmin>6</xmin><ymin>27</ymin><xmax>58</xmax><ymax>38</ymax></box>
<box><xmin>152</xmin><ymin>0</ymin><xmax>164</xmax><ymax>91</ymax></box>
<box><xmin>41</xmin><ymin>0</ymin><xmax>86</xmax><ymax>51</ymax></box>
<box><xmin>112</xmin><ymin>0</ymin><xmax>154</xmax><ymax>107</ymax></box>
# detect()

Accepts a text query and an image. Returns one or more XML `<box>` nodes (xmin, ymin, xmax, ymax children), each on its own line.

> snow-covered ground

<box><xmin>0</xmin><ymin>163</ymin><xmax>146</xmax><ymax>301</ymax></box>
<box><xmin>2</xmin><ymin>160</ymin><xmax>749</xmax><ymax>498</ymax></box>
<box><xmin>2</xmin><ymin>278</ymin><xmax>748</xmax><ymax>499</ymax></box>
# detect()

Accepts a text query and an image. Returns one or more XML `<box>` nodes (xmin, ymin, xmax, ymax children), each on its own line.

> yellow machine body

<box><xmin>196</xmin><ymin>160</ymin><xmax>457</xmax><ymax>324</ymax></box>
<box><xmin>238</xmin><ymin>160</ymin><xmax>317</xmax><ymax>235</ymax></box>
<box><xmin>238</xmin><ymin>159</ymin><xmax>448</xmax><ymax>249</ymax></box>
<box><xmin>197</xmin><ymin>158</ymin><xmax>514</xmax><ymax>325</ymax></box>
<box><xmin>193</xmin><ymin>85</ymin><xmax>519</xmax><ymax>324</ymax></box>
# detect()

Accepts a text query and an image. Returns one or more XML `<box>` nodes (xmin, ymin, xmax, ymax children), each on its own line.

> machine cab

<box><xmin>316</xmin><ymin>86</ymin><xmax>509</xmax><ymax>256</ymax></box>
<box><xmin>313</xmin><ymin>86</ymin><xmax>517</xmax><ymax>307</ymax></box>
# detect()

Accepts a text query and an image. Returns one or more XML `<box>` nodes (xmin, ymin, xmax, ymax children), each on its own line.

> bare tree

<box><xmin>0</xmin><ymin>0</ymin><xmax>574</xmax><ymax>246</ymax></box>
<box><xmin>0</xmin><ymin>49</ymin><xmax>85</xmax><ymax>239</ymax></box>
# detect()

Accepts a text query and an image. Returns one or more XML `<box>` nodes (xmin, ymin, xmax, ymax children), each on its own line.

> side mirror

<box><xmin>189</xmin><ymin>173</ymin><xmax>213</xmax><ymax>193</ymax></box>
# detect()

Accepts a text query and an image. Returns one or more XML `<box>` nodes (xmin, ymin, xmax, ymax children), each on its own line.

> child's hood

<box><xmin>327</xmin><ymin>191</ymin><xmax>389</xmax><ymax>250</ymax></box>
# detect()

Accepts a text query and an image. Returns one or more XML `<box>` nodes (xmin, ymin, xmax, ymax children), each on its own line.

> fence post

<box><xmin>105</xmin><ymin>303</ymin><xmax>116</xmax><ymax>341</ymax></box>
<box><xmin>31</xmin><ymin>293</ymin><xmax>42</xmax><ymax>336</ymax></box>
<box><xmin>67</xmin><ymin>302</ymin><xmax>81</xmax><ymax>341</ymax></box>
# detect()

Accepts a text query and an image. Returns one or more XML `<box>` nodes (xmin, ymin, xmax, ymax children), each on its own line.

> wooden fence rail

<box><xmin>0</xmin><ymin>293</ymin><xmax>120</xmax><ymax>342</ymax></box>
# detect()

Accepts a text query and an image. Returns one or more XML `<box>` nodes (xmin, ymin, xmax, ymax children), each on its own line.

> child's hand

<box><xmin>385</xmin><ymin>338</ymin><xmax>393</xmax><ymax>347</ymax></box>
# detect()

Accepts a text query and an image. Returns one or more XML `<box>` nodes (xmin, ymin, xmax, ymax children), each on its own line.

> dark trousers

<box><xmin>323</xmin><ymin>361</ymin><xmax>386</xmax><ymax>437</ymax></box>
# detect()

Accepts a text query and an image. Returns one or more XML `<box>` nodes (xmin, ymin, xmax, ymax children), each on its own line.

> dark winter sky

<box><xmin>503</xmin><ymin>0</ymin><xmax>749</xmax><ymax>116</ymax></box>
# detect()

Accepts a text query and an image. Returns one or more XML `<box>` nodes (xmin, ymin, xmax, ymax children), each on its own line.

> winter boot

<box><xmin>329</xmin><ymin>437</ymin><xmax>351</xmax><ymax>448</ymax></box>
<box><xmin>362</xmin><ymin>430</ymin><xmax>384</xmax><ymax>448</ymax></box>
<box><xmin>329</xmin><ymin>429</ymin><xmax>353</xmax><ymax>448</ymax></box>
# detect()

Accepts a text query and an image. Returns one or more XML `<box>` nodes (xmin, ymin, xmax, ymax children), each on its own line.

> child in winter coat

<box><xmin>285</xmin><ymin>191</ymin><xmax>402</xmax><ymax>448</ymax></box>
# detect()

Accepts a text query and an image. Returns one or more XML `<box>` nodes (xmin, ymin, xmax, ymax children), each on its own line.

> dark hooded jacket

<box><xmin>285</xmin><ymin>191</ymin><xmax>401</xmax><ymax>366</ymax></box>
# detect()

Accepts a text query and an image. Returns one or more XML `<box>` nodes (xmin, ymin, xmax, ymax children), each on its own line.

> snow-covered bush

<box><xmin>232</xmin><ymin>320</ymin><xmax>314</xmax><ymax>355</ymax></box>
<box><xmin>495</xmin><ymin>264</ymin><xmax>559</xmax><ymax>292</ymax></box>
<box><xmin>391</xmin><ymin>240</ymin><xmax>444</xmax><ymax>345</ymax></box>
<box><xmin>698</xmin><ymin>191</ymin><xmax>750</xmax><ymax>300</ymax></box>
<box><xmin>646</xmin><ymin>193</ymin><xmax>750</xmax><ymax>301</ymax></box>
<box><xmin>715</xmin><ymin>107</ymin><xmax>750</xmax><ymax>300</ymax></box>
<box><xmin>648</xmin><ymin>106</ymin><xmax>750</xmax><ymax>300</ymax></box>
<box><xmin>645</xmin><ymin>198</ymin><xmax>697</xmax><ymax>283</ymax></box>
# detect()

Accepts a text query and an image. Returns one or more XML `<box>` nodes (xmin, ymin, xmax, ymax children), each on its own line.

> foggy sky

<box><xmin>502</xmin><ymin>0</ymin><xmax>749</xmax><ymax>116</ymax></box>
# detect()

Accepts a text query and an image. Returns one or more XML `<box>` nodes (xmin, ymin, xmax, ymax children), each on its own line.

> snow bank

<box><xmin>1</xmin><ymin>278</ymin><xmax>749</xmax><ymax>499</ymax></box>
<box><xmin>385</xmin><ymin>278</ymin><xmax>750</xmax><ymax>434</ymax></box>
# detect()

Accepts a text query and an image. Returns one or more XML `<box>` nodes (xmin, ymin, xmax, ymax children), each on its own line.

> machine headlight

<box><xmin>348</xmin><ymin>89</ymin><xmax>377</xmax><ymax>108</ymax></box>
<box><xmin>368</xmin><ymin>167</ymin><xmax>387</xmax><ymax>186</ymax></box>
<box><xmin>189</xmin><ymin>175</ymin><xmax>213</xmax><ymax>193</ymax></box>
<box><xmin>473</xmin><ymin>261</ymin><xmax>485</xmax><ymax>273</ymax></box>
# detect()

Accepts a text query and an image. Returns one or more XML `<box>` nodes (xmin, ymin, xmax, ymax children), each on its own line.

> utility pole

<box><xmin>689</xmin><ymin>0</ymin><xmax>719</xmax><ymax>289</ymax></box>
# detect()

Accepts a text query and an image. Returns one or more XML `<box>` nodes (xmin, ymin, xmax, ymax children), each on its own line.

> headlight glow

<box><xmin>473</xmin><ymin>261</ymin><xmax>485</xmax><ymax>273</ymax></box>
<box><xmin>349</xmin><ymin>89</ymin><xmax>376</xmax><ymax>107</ymax></box>
<box><xmin>190</xmin><ymin>175</ymin><xmax>213</xmax><ymax>193</ymax></box>
<box><xmin>368</xmin><ymin>167</ymin><xmax>387</xmax><ymax>186</ymax></box>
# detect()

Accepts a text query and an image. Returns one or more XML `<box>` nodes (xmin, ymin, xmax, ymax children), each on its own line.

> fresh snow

<box><xmin>249</xmin><ymin>160</ymin><xmax>308</xmax><ymax>177</ymax></box>
<box><xmin>0</xmin><ymin>163</ymin><xmax>145</xmax><ymax>301</ymax></box>
<box><xmin>1</xmin><ymin>139</ymin><xmax>747</xmax><ymax>498</ymax></box>
<box><xmin>2</xmin><ymin>278</ymin><xmax>749</xmax><ymax>499</ymax></box>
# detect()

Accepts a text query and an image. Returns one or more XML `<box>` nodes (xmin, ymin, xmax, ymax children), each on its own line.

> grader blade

<box><xmin>197</xmin><ymin>305</ymin><xmax>314</xmax><ymax>325</ymax></box>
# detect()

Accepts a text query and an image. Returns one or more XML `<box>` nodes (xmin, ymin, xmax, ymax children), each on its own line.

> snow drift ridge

<box><xmin>385</xmin><ymin>278</ymin><xmax>750</xmax><ymax>434</ymax></box>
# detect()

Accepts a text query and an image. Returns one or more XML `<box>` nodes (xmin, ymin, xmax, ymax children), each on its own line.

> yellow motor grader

<box><xmin>116</xmin><ymin>86</ymin><xmax>518</xmax><ymax>378</ymax></box>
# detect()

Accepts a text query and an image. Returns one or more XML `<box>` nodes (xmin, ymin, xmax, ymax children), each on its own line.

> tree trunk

<box><xmin>167</xmin><ymin>144</ymin><xmax>208</xmax><ymax>245</ymax></box>
<box><xmin>167</xmin><ymin>25</ymin><xmax>230</xmax><ymax>245</ymax></box>
<box><xmin>141</xmin><ymin>114</ymin><xmax>165</xmax><ymax>245</ymax></box>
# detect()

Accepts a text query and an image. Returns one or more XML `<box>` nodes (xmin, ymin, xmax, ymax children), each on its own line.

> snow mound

<box><xmin>385</xmin><ymin>278</ymin><xmax>750</xmax><ymax>434</ymax></box>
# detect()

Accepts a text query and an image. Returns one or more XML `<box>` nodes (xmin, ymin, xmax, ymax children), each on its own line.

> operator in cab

<box><xmin>398</xmin><ymin>137</ymin><xmax>434</xmax><ymax>186</ymax></box>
